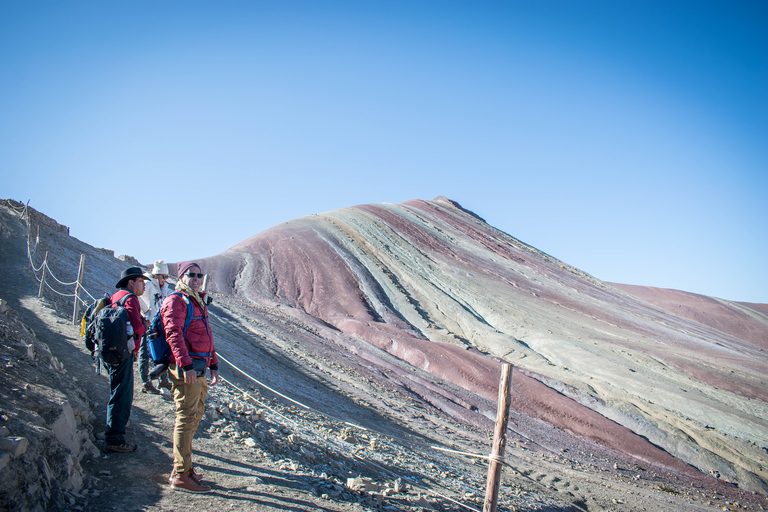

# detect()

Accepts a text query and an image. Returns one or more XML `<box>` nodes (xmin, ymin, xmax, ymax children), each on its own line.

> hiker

<box><xmin>163</xmin><ymin>261</ymin><xmax>219</xmax><ymax>493</ymax></box>
<box><xmin>138</xmin><ymin>259</ymin><xmax>173</xmax><ymax>394</ymax></box>
<box><xmin>105</xmin><ymin>266</ymin><xmax>150</xmax><ymax>453</ymax></box>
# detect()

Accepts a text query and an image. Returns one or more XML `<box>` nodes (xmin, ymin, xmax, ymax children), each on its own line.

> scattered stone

<box><xmin>347</xmin><ymin>476</ymin><xmax>382</xmax><ymax>492</ymax></box>
<box><xmin>0</xmin><ymin>436</ymin><xmax>29</xmax><ymax>457</ymax></box>
<box><xmin>244</xmin><ymin>437</ymin><xmax>257</xmax><ymax>448</ymax></box>
<box><xmin>300</xmin><ymin>446</ymin><xmax>315</xmax><ymax>459</ymax></box>
<box><xmin>414</xmin><ymin>496</ymin><xmax>435</xmax><ymax>509</ymax></box>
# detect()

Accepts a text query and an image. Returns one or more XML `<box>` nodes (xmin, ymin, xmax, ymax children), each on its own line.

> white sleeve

<box><xmin>138</xmin><ymin>290</ymin><xmax>151</xmax><ymax>316</ymax></box>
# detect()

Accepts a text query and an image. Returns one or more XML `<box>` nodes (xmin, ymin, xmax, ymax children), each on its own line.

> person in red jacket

<box><xmin>105</xmin><ymin>266</ymin><xmax>150</xmax><ymax>453</ymax></box>
<box><xmin>163</xmin><ymin>261</ymin><xmax>219</xmax><ymax>493</ymax></box>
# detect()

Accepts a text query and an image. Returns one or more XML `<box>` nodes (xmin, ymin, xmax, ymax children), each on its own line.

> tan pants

<box><xmin>169</xmin><ymin>362</ymin><xmax>208</xmax><ymax>474</ymax></box>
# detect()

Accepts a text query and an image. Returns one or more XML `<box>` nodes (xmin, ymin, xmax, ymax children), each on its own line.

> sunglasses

<box><xmin>185</xmin><ymin>272</ymin><xmax>205</xmax><ymax>279</ymax></box>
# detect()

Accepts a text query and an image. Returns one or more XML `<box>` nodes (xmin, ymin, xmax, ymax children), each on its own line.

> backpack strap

<box><xmin>172</xmin><ymin>292</ymin><xmax>211</xmax><ymax>360</ymax></box>
<box><xmin>114</xmin><ymin>291</ymin><xmax>135</xmax><ymax>307</ymax></box>
<box><xmin>174</xmin><ymin>292</ymin><xmax>195</xmax><ymax>336</ymax></box>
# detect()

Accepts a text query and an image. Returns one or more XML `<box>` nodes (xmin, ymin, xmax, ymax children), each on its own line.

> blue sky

<box><xmin>2</xmin><ymin>1</ymin><xmax>766</xmax><ymax>302</ymax></box>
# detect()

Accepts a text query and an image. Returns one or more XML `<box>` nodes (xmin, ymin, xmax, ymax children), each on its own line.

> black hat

<box><xmin>116</xmin><ymin>266</ymin><xmax>150</xmax><ymax>288</ymax></box>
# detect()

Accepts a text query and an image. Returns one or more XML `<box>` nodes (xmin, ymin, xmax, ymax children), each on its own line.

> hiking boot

<box><xmin>169</xmin><ymin>467</ymin><xmax>203</xmax><ymax>484</ymax></box>
<box><xmin>141</xmin><ymin>382</ymin><xmax>160</xmax><ymax>394</ymax></box>
<box><xmin>157</xmin><ymin>376</ymin><xmax>172</xmax><ymax>390</ymax></box>
<box><xmin>170</xmin><ymin>470</ymin><xmax>211</xmax><ymax>493</ymax></box>
<box><xmin>104</xmin><ymin>442</ymin><xmax>137</xmax><ymax>454</ymax></box>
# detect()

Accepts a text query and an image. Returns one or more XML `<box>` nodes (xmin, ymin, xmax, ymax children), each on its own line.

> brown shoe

<box><xmin>170</xmin><ymin>471</ymin><xmax>211</xmax><ymax>493</ymax></box>
<box><xmin>142</xmin><ymin>382</ymin><xmax>161</xmax><ymax>394</ymax></box>
<box><xmin>158</xmin><ymin>377</ymin><xmax>172</xmax><ymax>390</ymax></box>
<box><xmin>169</xmin><ymin>467</ymin><xmax>203</xmax><ymax>484</ymax></box>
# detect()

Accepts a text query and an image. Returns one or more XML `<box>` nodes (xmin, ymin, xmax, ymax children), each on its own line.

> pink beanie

<box><xmin>176</xmin><ymin>261</ymin><xmax>201</xmax><ymax>278</ymax></box>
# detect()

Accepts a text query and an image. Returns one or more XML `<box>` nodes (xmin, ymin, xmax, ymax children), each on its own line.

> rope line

<box><xmin>430</xmin><ymin>445</ymin><xmax>505</xmax><ymax>465</ymax></box>
<box><xmin>45</xmin><ymin>265</ymin><xmax>79</xmax><ymax>286</ymax></box>
<box><xmin>44</xmin><ymin>280</ymin><xmax>77</xmax><ymax>298</ymax></box>
<box><xmin>217</xmin><ymin>353</ymin><xmax>316</xmax><ymax>412</ymax></box>
<box><xmin>27</xmin><ymin>242</ymin><xmax>45</xmax><ymax>273</ymax></box>
<box><xmin>219</xmin><ymin>376</ymin><xmax>299</xmax><ymax>427</ymax></box>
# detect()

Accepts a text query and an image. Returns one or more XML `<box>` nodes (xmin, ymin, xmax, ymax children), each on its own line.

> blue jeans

<box><xmin>105</xmin><ymin>353</ymin><xmax>134</xmax><ymax>445</ymax></box>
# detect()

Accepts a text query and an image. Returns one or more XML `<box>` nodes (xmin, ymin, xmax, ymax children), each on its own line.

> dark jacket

<box><xmin>110</xmin><ymin>289</ymin><xmax>146</xmax><ymax>354</ymax></box>
<box><xmin>161</xmin><ymin>291</ymin><xmax>217</xmax><ymax>372</ymax></box>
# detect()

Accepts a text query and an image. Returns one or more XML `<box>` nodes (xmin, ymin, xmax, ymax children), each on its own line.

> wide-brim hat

<box><xmin>116</xmin><ymin>266</ymin><xmax>150</xmax><ymax>288</ymax></box>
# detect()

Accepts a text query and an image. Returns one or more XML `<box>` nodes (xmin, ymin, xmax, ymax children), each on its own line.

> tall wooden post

<box><xmin>37</xmin><ymin>251</ymin><xmax>49</xmax><ymax>298</ymax></box>
<box><xmin>484</xmin><ymin>363</ymin><xmax>513</xmax><ymax>512</ymax></box>
<box><xmin>72</xmin><ymin>254</ymin><xmax>85</xmax><ymax>324</ymax></box>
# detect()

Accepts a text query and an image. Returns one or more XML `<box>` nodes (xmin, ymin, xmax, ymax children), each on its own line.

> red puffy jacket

<box><xmin>161</xmin><ymin>291</ymin><xmax>217</xmax><ymax>372</ymax></box>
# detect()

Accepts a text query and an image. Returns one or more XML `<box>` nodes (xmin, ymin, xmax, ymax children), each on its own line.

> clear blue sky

<box><xmin>2</xmin><ymin>1</ymin><xmax>766</xmax><ymax>302</ymax></box>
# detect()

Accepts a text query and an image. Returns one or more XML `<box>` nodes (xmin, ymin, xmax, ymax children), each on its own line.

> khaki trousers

<box><xmin>169</xmin><ymin>362</ymin><xmax>208</xmax><ymax>474</ymax></box>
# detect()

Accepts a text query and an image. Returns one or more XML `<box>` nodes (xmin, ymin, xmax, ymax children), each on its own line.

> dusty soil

<box><xmin>2</xmin><ymin>199</ymin><xmax>767</xmax><ymax>512</ymax></box>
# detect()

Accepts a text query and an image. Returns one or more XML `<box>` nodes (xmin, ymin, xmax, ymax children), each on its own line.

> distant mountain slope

<box><xmin>611</xmin><ymin>283</ymin><xmax>768</xmax><ymax>350</ymax></box>
<box><xmin>197</xmin><ymin>196</ymin><xmax>768</xmax><ymax>493</ymax></box>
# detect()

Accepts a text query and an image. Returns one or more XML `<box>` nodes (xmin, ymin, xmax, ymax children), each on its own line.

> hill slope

<box><xmin>200</xmin><ymin>196</ymin><xmax>768</xmax><ymax>493</ymax></box>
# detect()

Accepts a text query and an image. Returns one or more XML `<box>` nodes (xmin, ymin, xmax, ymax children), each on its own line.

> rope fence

<box><xmin>6</xmin><ymin>199</ymin><xmax>95</xmax><ymax>322</ymax></box>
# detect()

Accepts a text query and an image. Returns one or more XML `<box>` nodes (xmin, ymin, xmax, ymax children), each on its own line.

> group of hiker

<box><xmin>97</xmin><ymin>260</ymin><xmax>217</xmax><ymax>494</ymax></box>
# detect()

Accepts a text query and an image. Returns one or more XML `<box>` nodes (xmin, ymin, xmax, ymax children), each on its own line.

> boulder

<box><xmin>0</xmin><ymin>436</ymin><xmax>29</xmax><ymax>457</ymax></box>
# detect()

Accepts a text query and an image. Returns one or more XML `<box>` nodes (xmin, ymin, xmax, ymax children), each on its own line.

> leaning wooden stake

<box><xmin>484</xmin><ymin>363</ymin><xmax>513</xmax><ymax>512</ymax></box>
<box><xmin>37</xmin><ymin>251</ymin><xmax>49</xmax><ymax>299</ymax></box>
<box><xmin>72</xmin><ymin>254</ymin><xmax>85</xmax><ymax>324</ymax></box>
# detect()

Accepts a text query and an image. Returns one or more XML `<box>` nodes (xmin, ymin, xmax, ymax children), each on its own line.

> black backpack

<box><xmin>80</xmin><ymin>293</ymin><xmax>111</xmax><ymax>355</ymax></box>
<box><xmin>94</xmin><ymin>292</ymin><xmax>135</xmax><ymax>365</ymax></box>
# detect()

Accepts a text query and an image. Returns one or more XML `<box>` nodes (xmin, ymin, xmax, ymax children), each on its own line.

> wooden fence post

<box><xmin>484</xmin><ymin>363</ymin><xmax>513</xmax><ymax>512</ymax></box>
<box><xmin>37</xmin><ymin>251</ymin><xmax>49</xmax><ymax>299</ymax></box>
<box><xmin>72</xmin><ymin>254</ymin><xmax>85</xmax><ymax>324</ymax></box>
